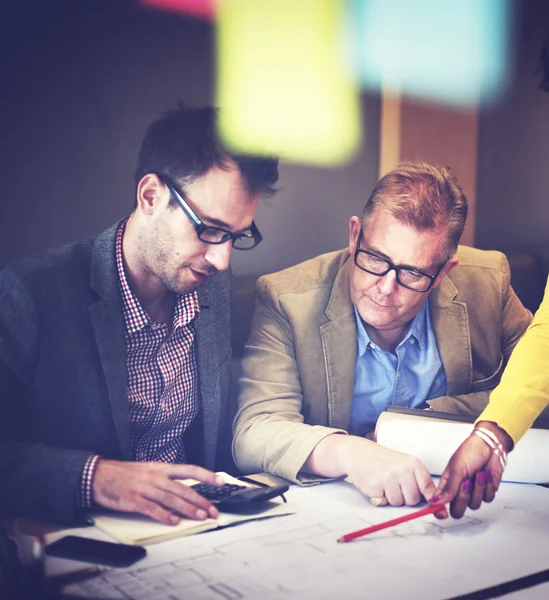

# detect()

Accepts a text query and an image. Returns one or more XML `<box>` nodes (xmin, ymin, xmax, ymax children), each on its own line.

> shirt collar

<box><xmin>115</xmin><ymin>220</ymin><xmax>199</xmax><ymax>334</ymax></box>
<box><xmin>354</xmin><ymin>307</ymin><xmax>371</xmax><ymax>357</ymax></box>
<box><xmin>354</xmin><ymin>297</ymin><xmax>430</xmax><ymax>355</ymax></box>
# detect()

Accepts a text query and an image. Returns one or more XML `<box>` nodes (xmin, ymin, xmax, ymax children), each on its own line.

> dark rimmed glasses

<box><xmin>154</xmin><ymin>172</ymin><xmax>263</xmax><ymax>250</ymax></box>
<box><xmin>354</xmin><ymin>231</ymin><xmax>446</xmax><ymax>292</ymax></box>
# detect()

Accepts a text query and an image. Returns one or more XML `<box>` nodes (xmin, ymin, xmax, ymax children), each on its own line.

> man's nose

<box><xmin>205</xmin><ymin>241</ymin><xmax>232</xmax><ymax>271</ymax></box>
<box><xmin>376</xmin><ymin>268</ymin><xmax>399</xmax><ymax>295</ymax></box>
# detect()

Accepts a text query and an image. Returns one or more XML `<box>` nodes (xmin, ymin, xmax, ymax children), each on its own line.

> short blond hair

<box><xmin>361</xmin><ymin>161</ymin><xmax>468</xmax><ymax>260</ymax></box>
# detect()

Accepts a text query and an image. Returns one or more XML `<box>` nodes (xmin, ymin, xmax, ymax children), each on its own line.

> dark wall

<box><xmin>1</xmin><ymin>0</ymin><xmax>213</xmax><ymax>266</ymax></box>
<box><xmin>1</xmin><ymin>0</ymin><xmax>380</xmax><ymax>276</ymax></box>
<box><xmin>476</xmin><ymin>0</ymin><xmax>549</xmax><ymax>251</ymax></box>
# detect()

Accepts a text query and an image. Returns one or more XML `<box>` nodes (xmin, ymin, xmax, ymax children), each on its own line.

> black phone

<box><xmin>45</xmin><ymin>535</ymin><xmax>146</xmax><ymax>568</ymax></box>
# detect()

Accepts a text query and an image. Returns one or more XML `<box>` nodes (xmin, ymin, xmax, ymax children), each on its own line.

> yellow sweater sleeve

<box><xmin>477</xmin><ymin>277</ymin><xmax>549</xmax><ymax>445</ymax></box>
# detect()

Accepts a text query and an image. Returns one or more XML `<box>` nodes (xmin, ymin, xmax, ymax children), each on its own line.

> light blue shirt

<box><xmin>349</xmin><ymin>298</ymin><xmax>447</xmax><ymax>436</ymax></box>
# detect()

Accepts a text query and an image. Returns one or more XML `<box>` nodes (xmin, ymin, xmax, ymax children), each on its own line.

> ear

<box><xmin>432</xmin><ymin>255</ymin><xmax>459</xmax><ymax>289</ymax></box>
<box><xmin>348</xmin><ymin>216</ymin><xmax>362</xmax><ymax>255</ymax></box>
<box><xmin>135</xmin><ymin>173</ymin><xmax>168</xmax><ymax>216</ymax></box>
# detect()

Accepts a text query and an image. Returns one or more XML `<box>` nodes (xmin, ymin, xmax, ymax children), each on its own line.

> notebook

<box><xmin>91</xmin><ymin>473</ymin><xmax>295</xmax><ymax>546</ymax></box>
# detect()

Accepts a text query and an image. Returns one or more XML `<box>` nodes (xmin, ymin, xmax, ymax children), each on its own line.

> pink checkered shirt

<box><xmin>78</xmin><ymin>221</ymin><xmax>200</xmax><ymax>508</ymax></box>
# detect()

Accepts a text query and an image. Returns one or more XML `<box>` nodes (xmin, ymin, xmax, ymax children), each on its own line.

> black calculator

<box><xmin>191</xmin><ymin>482</ymin><xmax>289</xmax><ymax>511</ymax></box>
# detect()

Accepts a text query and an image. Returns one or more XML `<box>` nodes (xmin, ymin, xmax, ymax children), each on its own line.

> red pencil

<box><xmin>337</xmin><ymin>503</ymin><xmax>445</xmax><ymax>543</ymax></box>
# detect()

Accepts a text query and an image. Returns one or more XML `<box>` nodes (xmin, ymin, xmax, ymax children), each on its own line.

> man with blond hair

<box><xmin>233</xmin><ymin>161</ymin><xmax>531</xmax><ymax>507</ymax></box>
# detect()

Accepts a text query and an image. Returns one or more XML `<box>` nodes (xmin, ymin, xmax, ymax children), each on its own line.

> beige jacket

<box><xmin>233</xmin><ymin>247</ymin><xmax>532</xmax><ymax>482</ymax></box>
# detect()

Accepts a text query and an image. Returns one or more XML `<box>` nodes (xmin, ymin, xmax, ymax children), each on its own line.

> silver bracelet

<box><xmin>474</xmin><ymin>427</ymin><xmax>508</xmax><ymax>459</ymax></box>
<box><xmin>475</xmin><ymin>426</ymin><xmax>509</xmax><ymax>460</ymax></box>
<box><xmin>472</xmin><ymin>427</ymin><xmax>508</xmax><ymax>470</ymax></box>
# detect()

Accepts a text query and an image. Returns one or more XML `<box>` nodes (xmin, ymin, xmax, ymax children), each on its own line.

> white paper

<box><xmin>52</xmin><ymin>480</ymin><xmax>549</xmax><ymax>600</ymax></box>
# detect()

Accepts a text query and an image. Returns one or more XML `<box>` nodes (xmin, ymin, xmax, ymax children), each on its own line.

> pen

<box><xmin>237</xmin><ymin>476</ymin><xmax>270</xmax><ymax>488</ymax></box>
<box><xmin>337</xmin><ymin>503</ymin><xmax>445</xmax><ymax>543</ymax></box>
<box><xmin>237</xmin><ymin>476</ymin><xmax>289</xmax><ymax>502</ymax></box>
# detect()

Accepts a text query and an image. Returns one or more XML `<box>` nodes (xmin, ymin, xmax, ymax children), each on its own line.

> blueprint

<box><xmin>51</xmin><ymin>480</ymin><xmax>549</xmax><ymax>600</ymax></box>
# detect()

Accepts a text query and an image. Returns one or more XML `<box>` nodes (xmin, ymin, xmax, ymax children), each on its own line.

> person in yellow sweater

<box><xmin>433</xmin><ymin>35</ymin><xmax>549</xmax><ymax>519</ymax></box>
<box><xmin>434</xmin><ymin>277</ymin><xmax>549</xmax><ymax>518</ymax></box>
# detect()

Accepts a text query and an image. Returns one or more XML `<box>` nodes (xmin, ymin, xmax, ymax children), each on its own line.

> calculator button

<box><xmin>191</xmin><ymin>483</ymin><xmax>246</xmax><ymax>502</ymax></box>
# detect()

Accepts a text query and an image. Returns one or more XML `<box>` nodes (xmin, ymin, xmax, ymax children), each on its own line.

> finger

<box><xmin>109</xmin><ymin>492</ymin><xmax>188</xmax><ymax>525</ymax></box>
<box><xmin>430</xmin><ymin>470</ymin><xmax>450</xmax><ymax>519</ymax></box>
<box><xmin>431</xmin><ymin>469</ymin><xmax>450</xmax><ymax>506</ymax></box>
<box><xmin>164</xmin><ymin>479</ymin><xmax>216</xmax><ymax>507</ymax></box>
<box><xmin>165</xmin><ymin>464</ymin><xmax>225</xmax><ymax>486</ymax></box>
<box><xmin>432</xmin><ymin>505</ymin><xmax>449</xmax><ymax>520</ymax></box>
<box><xmin>414</xmin><ymin>463</ymin><xmax>437</xmax><ymax>504</ymax></box>
<box><xmin>487</xmin><ymin>455</ymin><xmax>505</xmax><ymax>492</ymax></box>
<box><xmin>363</xmin><ymin>484</ymin><xmax>389</xmax><ymax>507</ymax></box>
<box><xmin>128</xmin><ymin>465</ymin><xmax>220</xmax><ymax>515</ymax></box>
<box><xmin>435</xmin><ymin>465</ymin><xmax>468</xmax><ymax>506</ymax></box>
<box><xmin>127</xmin><ymin>496</ymin><xmax>198</xmax><ymax>525</ymax></box>
<box><xmin>400</xmin><ymin>472</ymin><xmax>422</xmax><ymax>506</ymax></box>
<box><xmin>91</xmin><ymin>461</ymin><xmax>222</xmax><ymax>520</ymax></box>
<box><xmin>384</xmin><ymin>482</ymin><xmax>404</xmax><ymax>507</ymax></box>
<box><xmin>449</xmin><ymin>478</ymin><xmax>472</xmax><ymax>519</ymax></box>
<box><xmin>417</xmin><ymin>464</ymin><xmax>449</xmax><ymax>517</ymax></box>
<box><xmin>469</xmin><ymin>471</ymin><xmax>487</xmax><ymax>510</ymax></box>
<box><xmin>370</xmin><ymin>496</ymin><xmax>389</xmax><ymax>507</ymax></box>
<box><xmin>151</xmin><ymin>481</ymin><xmax>220</xmax><ymax>519</ymax></box>
<box><xmin>483</xmin><ymin>467</ymin><xmax>499</xmax><ymax>504</ymax></box>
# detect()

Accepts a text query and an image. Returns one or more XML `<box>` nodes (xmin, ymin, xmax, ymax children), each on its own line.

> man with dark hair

<box><xmin>233</xmin><ymin>161</ymin><xmax>530</xmax><ymax>508</ymax></box>
<box><xmin>0</xmin><ymin>103</ymin><xmax>279</xmax><ymax>525</ymax></box>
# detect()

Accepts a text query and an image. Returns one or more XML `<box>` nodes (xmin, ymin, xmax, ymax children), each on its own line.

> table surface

<box><xmin>34</xmin><ymin>478</ymin><xmax>549</xmax><ymax>600</ymax></box>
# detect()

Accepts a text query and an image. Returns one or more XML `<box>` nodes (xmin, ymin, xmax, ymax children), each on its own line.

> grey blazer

<box><xmin>0</xmin><ymin>224</ymin><xmax>233</xmax><ymax>524</ymax></box>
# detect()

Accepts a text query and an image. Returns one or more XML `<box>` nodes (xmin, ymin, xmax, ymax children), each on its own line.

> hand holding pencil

<box><xmin>433</xmin><ymin>421</ymin><xmax>511</xmax><ymax>519</ymax></box>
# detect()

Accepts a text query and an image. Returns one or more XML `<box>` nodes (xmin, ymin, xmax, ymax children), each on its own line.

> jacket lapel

<box><xmin>195</xmin><ymin>281</ymin><xmax>220</xmax><ymax>469</ymax></box>
<box><xmin>88</xmin><ymin>224</ymin><xmax>131</xmax><ymax>460</ymax></box>
<box><xmin>430</xmin><ymin>276</ymin><xmax>472</xmax><ymax>395</ymax></box>
<box><xmin>320</xmin><ymin>258</ymin><xmax>357</xmax><ymax>430</ymax></box>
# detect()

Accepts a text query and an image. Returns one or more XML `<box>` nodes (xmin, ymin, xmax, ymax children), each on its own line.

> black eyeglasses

<box><xmin>354</xmin><ymin>231</ymin><xmax>446</xmax><ymax>292</ymax></box>
<box><xmin>154</xmin><ymin>172</ymin><xmax>263</xmax><ymax>250</ymax></box>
